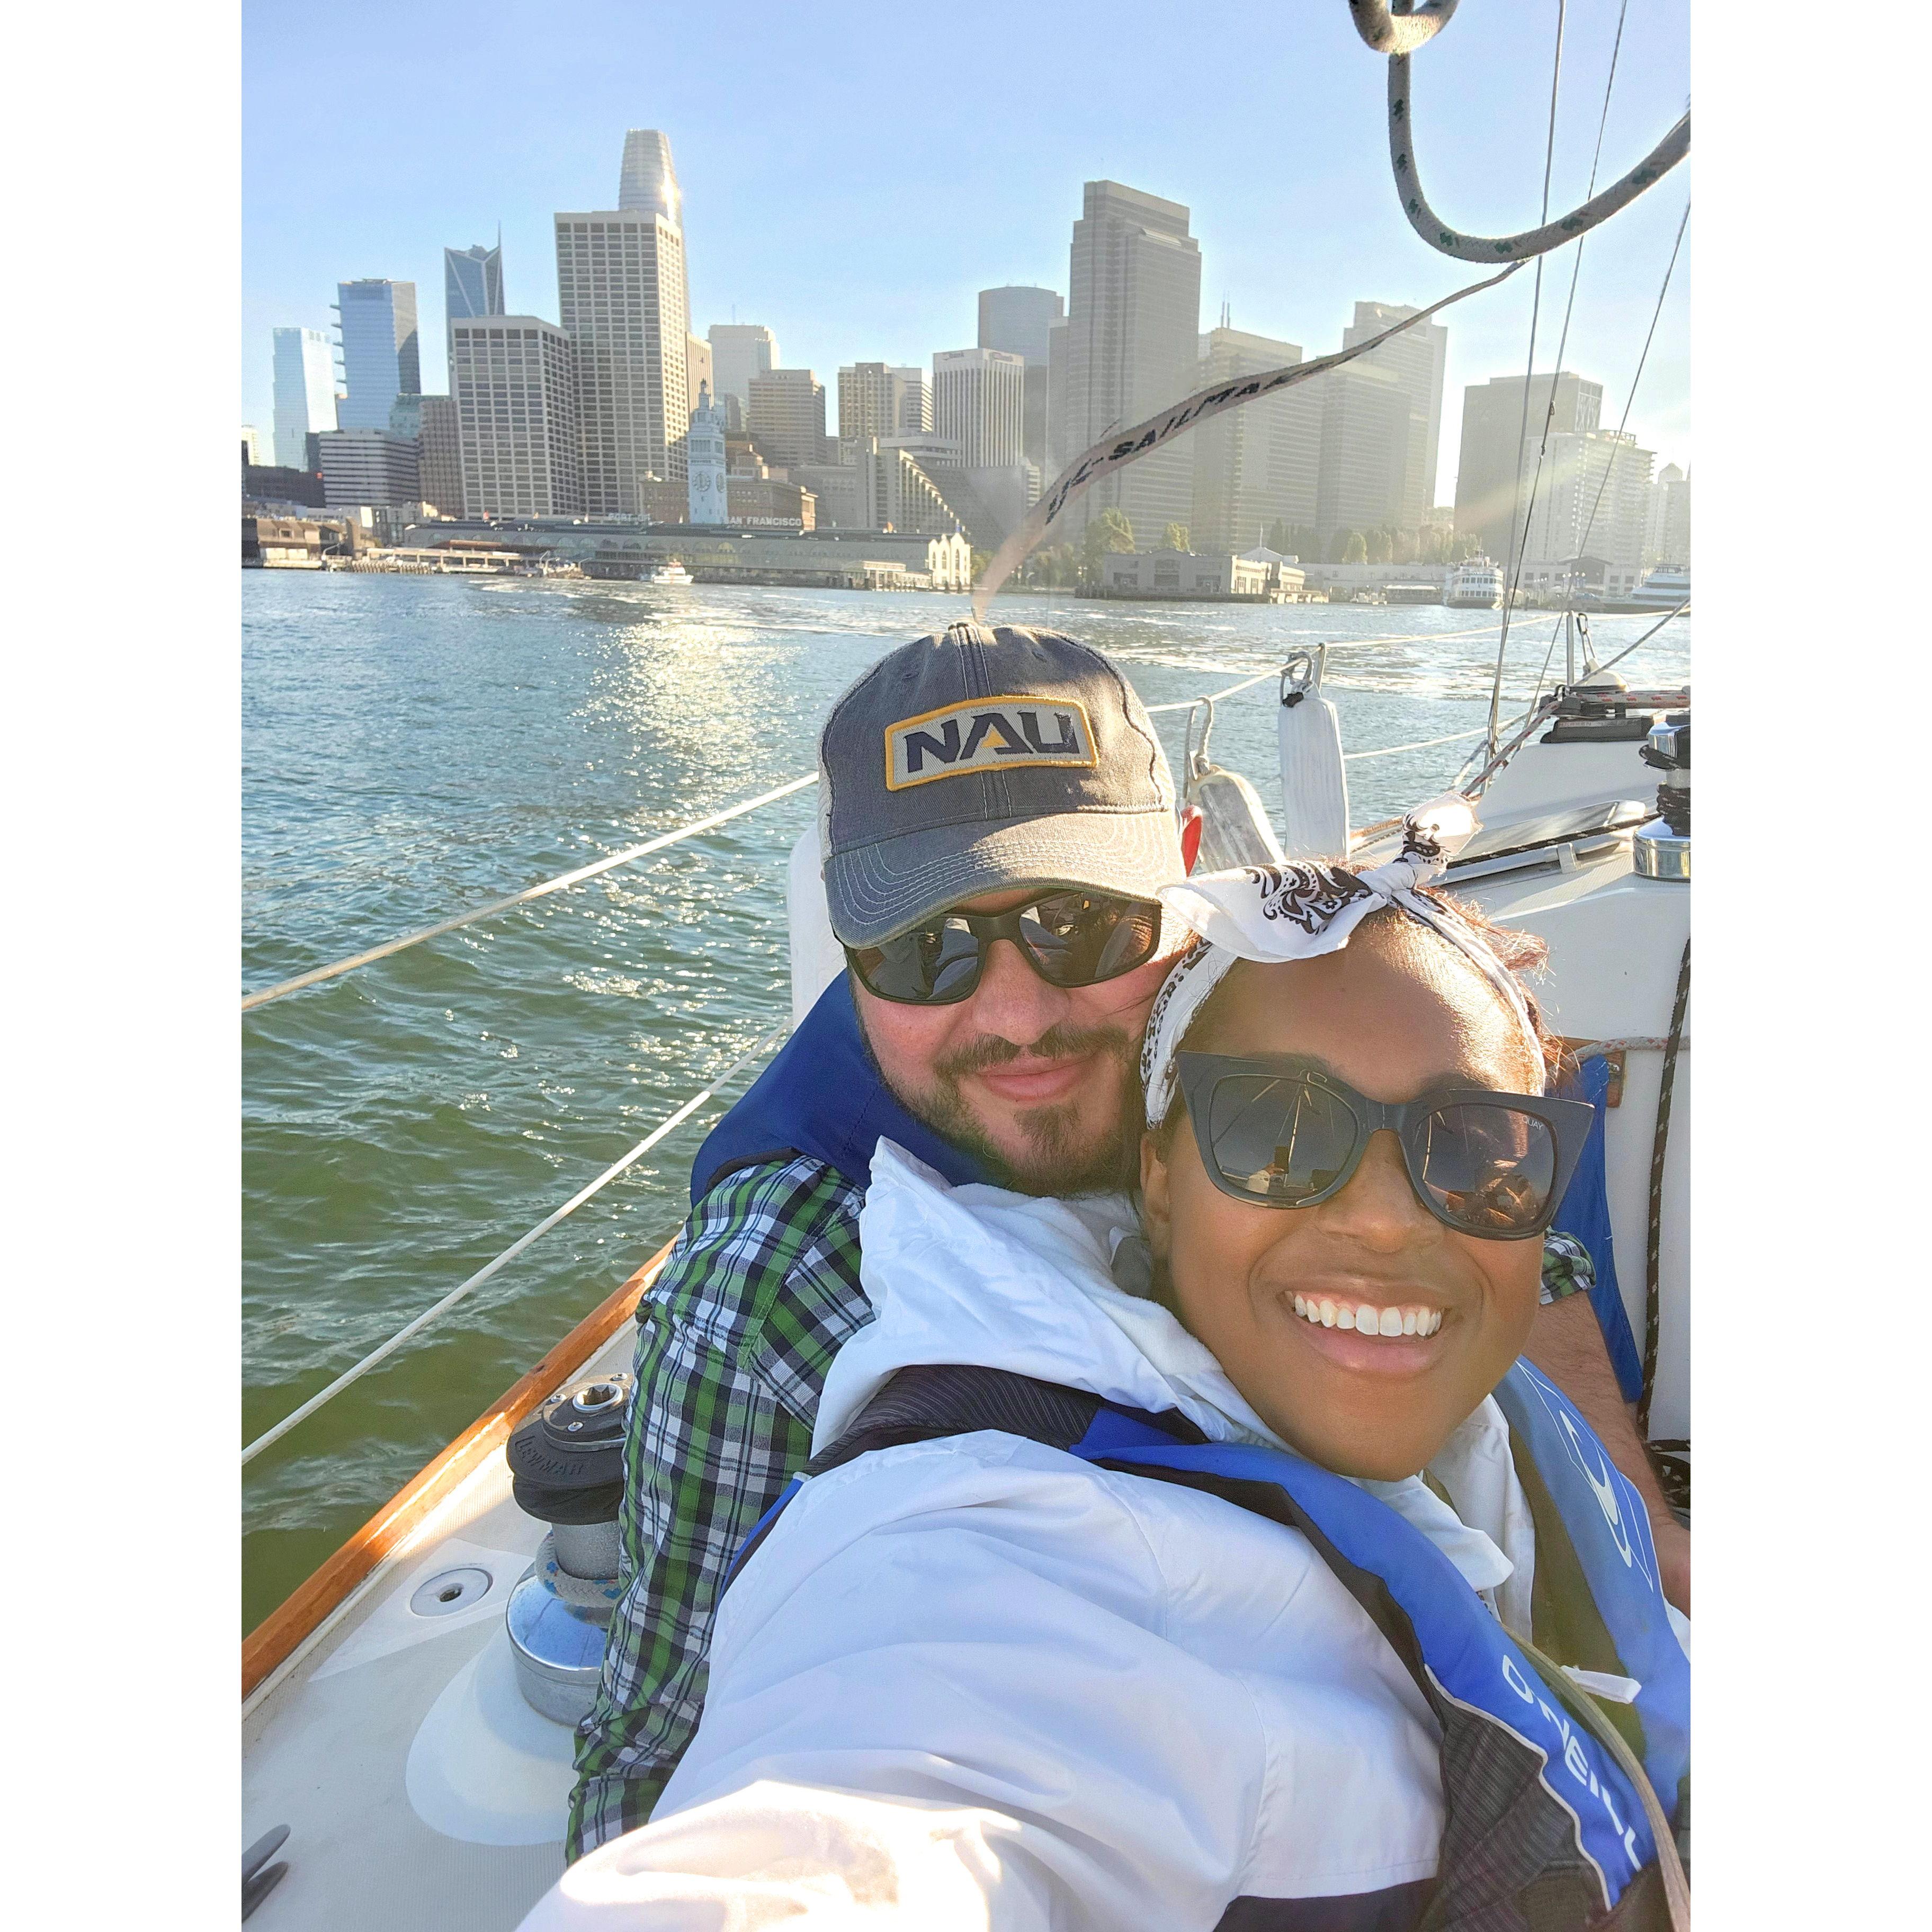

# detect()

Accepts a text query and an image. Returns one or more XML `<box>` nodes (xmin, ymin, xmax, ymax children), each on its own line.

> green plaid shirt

<box><xmin>566</xmin><ymin>1156</ymin><xmax>1598</xmax><ymax>1858</ymax></box>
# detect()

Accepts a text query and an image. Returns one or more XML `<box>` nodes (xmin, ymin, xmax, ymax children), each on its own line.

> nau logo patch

<box><xmin>885</xmin><ymin>695</ymin><xmax>1097</xmax><ymax>790</ymax></box>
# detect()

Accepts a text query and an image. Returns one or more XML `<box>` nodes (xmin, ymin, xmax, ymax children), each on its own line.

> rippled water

<box><xmin>241</xmin><ymin>572</ymin><xmax>1690</xmax><ymax>1630</ymax></box>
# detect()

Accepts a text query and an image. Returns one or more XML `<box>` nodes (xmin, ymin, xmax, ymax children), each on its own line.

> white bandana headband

<box><xmin>1140</xmin><ymin>793</ymin><xmax>1541</xmax><ymax>1128</ymax></box>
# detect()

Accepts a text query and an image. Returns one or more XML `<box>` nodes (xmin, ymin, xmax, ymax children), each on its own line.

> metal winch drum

<box><xmin>1634</xmin><ymin>713</ymin><xmax>1690</xmax><ymax>881</ymax></box>
<box><xmin>503</xmin><ymin>1372</ymin><xmax>634</xmax><ymax>1723</ymax></box>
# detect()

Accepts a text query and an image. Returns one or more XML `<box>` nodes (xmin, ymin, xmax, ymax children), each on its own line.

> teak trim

<box><xmin>241</xmin><ymin>1239</ymin><xmax>675</xmax><ymax>1701</ymax></box>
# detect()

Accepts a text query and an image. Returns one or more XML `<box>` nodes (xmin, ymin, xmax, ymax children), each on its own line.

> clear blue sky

<box><xmin>242</xmin><ymin>0</ymin><xmax>1690</xmax><ymax>493</ymax></box>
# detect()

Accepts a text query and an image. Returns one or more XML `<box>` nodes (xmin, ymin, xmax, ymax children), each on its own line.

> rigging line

<box><xmin>1522</xmin><ymin>0</ymin><xmax>1631</xmax><ymax>582</ymax></box>
<box><xmin>1577</xmin><ymin>199</ymin><xmax>1692</xmax><ymax>561</ymax></box>
<box><xmin>1581</xmin><ymin>600</ymin><xmax>1689</xmax><ymax>683</ymax></box>
<box><xmin>1343</xmin><ymin>724</ymin><xmax>1489</xmax><ymax>762</ymax></box>
<box><xmin>241</xmin><ymin>775</ymin><xmax>820</xmax><ymax>1013</ymax></box>
<box><xmin>1524</xmin><ymin>617</ymin><xmax>1567</xmax><ymax>727</ymax></box>
<box><xmin>240</xmin><ymin>1018</ymin><xmax>791</xmax><ymax>1468</ymax></box>
<box><xmin>1487</xmin><ymin>0</ymin><xmax>1569</xmax><ymax>759</ymax></box>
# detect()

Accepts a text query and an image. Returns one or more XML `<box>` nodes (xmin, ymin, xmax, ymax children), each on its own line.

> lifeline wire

<box><xmin>242</xmin><ymin>774</ymin><xmax>819</xmax><ymax>1013</ymax></box>
<box><xmin>240</xmin><ymin>1018</ymin><xmax>790</xmax><ymax>1466</ymax></box>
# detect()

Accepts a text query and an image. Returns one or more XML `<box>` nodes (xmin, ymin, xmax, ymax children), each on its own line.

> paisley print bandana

<box><xmin>1141</xmin><ymin>793</ymin><xmax>1541</xmax><ymax>1127</ymax></box>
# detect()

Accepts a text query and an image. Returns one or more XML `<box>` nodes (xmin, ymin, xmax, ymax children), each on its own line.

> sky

<box><xmin>241</xmin><ymin>0</ymin><xmax>1690</xmax><ymax>496</ymax></box>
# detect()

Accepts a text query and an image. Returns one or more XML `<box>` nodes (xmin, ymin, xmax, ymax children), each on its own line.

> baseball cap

<box><xmin>818</xmin><ymin>620</ymin><xmax>1184</xmax><ymax>946</ymax></box>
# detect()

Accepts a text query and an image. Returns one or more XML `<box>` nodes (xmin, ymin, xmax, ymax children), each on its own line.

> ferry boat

<box><xmin>1445</xmin><ymin>558</ymin><xmax>1503</xmax><ymax>609</ymax></box>
<box><xmin>1382</xmin><ymin>579</ymin><xmax>1443</xmax><ymax>605</ymax></box>
<box><xmin>1633</xmin><ymin>566</ymin><xmax>1689</xmax><ymax>609</ymax></box>
<box><xmin>643</xmin><ymin>559</ymin><xmax>693</xmax><ymax>586</ymax></box>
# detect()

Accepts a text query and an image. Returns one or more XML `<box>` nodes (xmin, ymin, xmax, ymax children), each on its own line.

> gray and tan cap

<box><xmin>819</xmin><ymin>620</ymin><xmax>1183</xmax><ymax>946</ymax></box>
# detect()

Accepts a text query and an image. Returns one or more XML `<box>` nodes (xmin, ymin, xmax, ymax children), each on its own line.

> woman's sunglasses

<box><xmin>1174</xmin><ymin>1053</ymin><xmax>1594</xmax><ymax>1240</ymax></box>
<box><xmin>845</xmin><ymin>890</ymin><xmax>1163</xmax><ymax>1006</ymax></box>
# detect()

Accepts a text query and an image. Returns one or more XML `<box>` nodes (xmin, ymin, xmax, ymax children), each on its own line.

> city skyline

<box><xmin>241</xmin><ymin>2</ymin><xmax>1690</xmax><ymax>499</ymax></box>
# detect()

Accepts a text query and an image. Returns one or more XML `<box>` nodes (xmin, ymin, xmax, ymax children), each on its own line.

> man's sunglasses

<box><xmin>1175</xmin><ymin>1053</ymin><xmax>1594</xmax><ymax>1240</ymax></box>
<box><xmin>845</xmin><ymin>890</ymin><xmax>1164</xmax><ymax>1006</ymax></box>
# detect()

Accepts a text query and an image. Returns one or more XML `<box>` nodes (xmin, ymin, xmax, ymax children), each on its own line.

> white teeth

<box><xmin>1292</xmin><ymin>1298</ymin><xmax>1444</xmax><ymax>1338</ymax></box>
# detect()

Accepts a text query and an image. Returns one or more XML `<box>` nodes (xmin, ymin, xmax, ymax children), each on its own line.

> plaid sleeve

<box><xmin>566</xmin><ymin>1156</ymin><xmax>868</xmax><ymax>1861</ymax></box>
<box><xmin>1539</xmin><ymin>1228</ymin><xmax>1597</xmax><ymax>1306</ymax></box>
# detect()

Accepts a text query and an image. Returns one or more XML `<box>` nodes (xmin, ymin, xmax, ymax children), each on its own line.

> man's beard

<box><xmin>878</xmin><ymin>1019</ymin><xmax>1144</xmax><ymax>1198</ymax></box>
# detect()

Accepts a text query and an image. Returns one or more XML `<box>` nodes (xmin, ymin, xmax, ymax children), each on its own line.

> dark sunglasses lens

<box><xmin>1018</xmin><ymin>893</ymin><xmax>1161</xmax><ymax>988</ymax></box>
<box><xmin>1206</xmin><ymin>1075</ymin><xmax>1359</xmax><ymax>1203</ymax></box>
<box><xmin>852</xmin><ymin>917</ymin><xmax>984</xmax><ymax>1004</ymax></box>
<box><xmin>1415</xmin><ymin>1104</ymin><xmax>1558</xmax><ymax>1233</ymax></box>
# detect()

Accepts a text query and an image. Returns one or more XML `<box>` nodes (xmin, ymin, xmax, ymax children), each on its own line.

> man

<box><xmin>566</xmin><ymin>620</ymin><xmax>1685</xmax><ymax>1859</ymax></box>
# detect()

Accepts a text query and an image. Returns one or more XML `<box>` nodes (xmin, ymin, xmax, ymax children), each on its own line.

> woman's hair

<box><xmin>1149</xmin><ymin>890</ymin><xmax>1566</xmax><ymax>1156</ymax></box>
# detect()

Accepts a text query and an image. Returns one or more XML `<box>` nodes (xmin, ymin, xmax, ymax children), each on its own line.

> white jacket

<box><xmin>523</xmin><ymin>1142</ymin><xmax>1627</xmax><ymax>1930</ymax></box>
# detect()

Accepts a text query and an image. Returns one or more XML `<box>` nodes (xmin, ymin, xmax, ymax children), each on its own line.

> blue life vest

<box><xmin>738</xmin><ymin>1356</ymin><xmax>1687</xmax><ymax>1926</ymax></box>
<box><xmin>690</xmin><ymin>976</ymin><xmax>992</xmax><ymax>1203</ymax></box>
<box><xmin>1550</xmin><ymin>1054</ymin><xmax>1645</xmax><ymax>1403</ymax></box>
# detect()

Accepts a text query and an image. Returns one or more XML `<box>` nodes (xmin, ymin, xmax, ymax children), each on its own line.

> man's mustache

<box><xmin>934</xmin><ymin>1021</ymin><xmax>1135</xmax><ymax>1083</ymax></box>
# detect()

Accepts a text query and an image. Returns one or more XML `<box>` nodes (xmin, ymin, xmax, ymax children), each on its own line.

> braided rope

<box><xmin>1638</xmin><ymin>939</ymin><xmax>1691</xmax><ymax>1436</ymax></box>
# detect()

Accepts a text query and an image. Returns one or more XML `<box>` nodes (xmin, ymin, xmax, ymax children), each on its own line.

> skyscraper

<box><xmin>557</xmin><ymin>135</ymin><xmax>691</xmax><ymax>513</ymax></box>
<box><xmin>687</xmin><ymin>382</ymin><xmax>729</xmax><ymax>524</ymax></box>
<box><xmin>932</xmin><ymin>349</ymin><xmax>1026</xmax><ymax>470</ymax></box>
<box><xmin>708</xmin><ymin>324</ymin><xmax>777</xmax><ymax>414</ymax></box>
<box><xmin>619</xmin><ymin>128</ymin><xmax>681</xmax><ymax>223</ymax></box>
<box><xmin>444</xmin><ymin>244</ymin><xmax>505</xmax><ymax>327</ymax></box>
<box><xmin>619</xmin><ymin>129</ymin><xmax>692</xmax><ymax>338</ymax></box>
<box><xmin>271</xmin><ymin>326</ymin><xmax>337</xmax><ymax>468</ymax></box>
<box><xmin>335</xmin><ymin>280</ymin><xmax>421</xmax><ymax>430</ymax></box>
<box><xmin>838</xmin><ymin>363</ymin><xmax>930</xmax><ymax>444</ymax></box>
<box><xmin>416</xmin><ymin>395</ymin><xmax>463</xmax><ymax>515</ymax></box>
<box><xmin>1339</xmin><ymin>300</ymin><xmax>1447</xmax><ymax>531</ymax></box>
<box><xmin>1453</xmin><ymin>371</ymin><xmax>1603</xmax><ymax>565</ymax></box>
<box><xmin>978</xmin><ymin>286</ymin><xmax>1064</xmax><ymax>364</ymax></box>
<box><xmin>889</xmin><ymin>366</ymin><xmax>932</xmax><ymax>433</ymax></box>
<box><xmin>1519</xmin><ymin>430</ymin><xmax>1655</xmax><ymax>577</ymax></box>
<box><xmin>746</xmin><ymin>369</ymin><xmax>827</xmax><ymax>471</ymax></box>
<box><xmin>1061</xmin><ymin>181</ymin><xmax>1202</xmax><ymax>541</ymax></box>
<box><xmin>979</xmin><ymin>286</ymin><xmax>1063</xmax><ymax>470</ymax></box>
<box><xmin>1189</xmin><ymin>326</ymin><xmax>1320</xmax><ymax>554</ymax></box>
<box><xmin>317</xmin><ymin>429</ymin><xmax>420</xmax><ymax>508</ymax></box>
<box><xmin>450</xmin><ymin>316</ymin><xmax>582</xmax><ymax>517</ymax></box>
<box><xmin>1645</xmin><ymin>463</ymin><xmax>1691</xmax><ymax>567</ymax></box>
<box><xmin>1315</xmin><ymin>361</ymin><xmax>1413</xmax><ymax>548</ymax></box>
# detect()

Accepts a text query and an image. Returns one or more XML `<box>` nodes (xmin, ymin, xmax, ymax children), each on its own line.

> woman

<box><xmin>522</xmin><ymin>798</ymin><xmax>1689</xmax><ymax>1931</ymax></box>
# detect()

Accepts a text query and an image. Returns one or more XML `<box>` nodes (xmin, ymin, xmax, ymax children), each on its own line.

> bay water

<box><xmin>242</xmin><ymin>571</ymin><xmax>1689</xmax><ymax>1630</ymax></box>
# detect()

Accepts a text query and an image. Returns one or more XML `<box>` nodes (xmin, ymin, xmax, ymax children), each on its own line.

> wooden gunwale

<box><xmin>242</xmin><ymin>1239</ymin><xmax>675</xmax><ymax>1701</ymax></box>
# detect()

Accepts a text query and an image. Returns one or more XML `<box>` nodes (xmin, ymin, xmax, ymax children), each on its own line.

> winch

<box><xmin>502</xmin><ymin>1372</ymin><xmax>633</xmax><ymax>1723</ymax></box>
<box><xmin>1634</xmin><ymin>713</ymin><xmax>1689</xmax><ymax>881</ymax></box>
